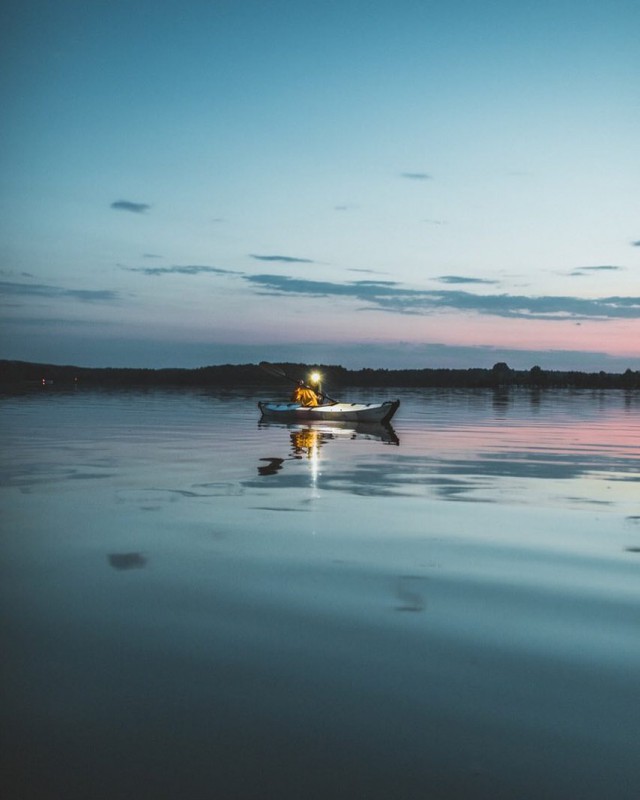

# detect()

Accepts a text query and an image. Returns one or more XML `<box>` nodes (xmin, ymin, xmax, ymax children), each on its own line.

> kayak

<box><xmin>258</xmin><ymin>399</ymin><xmax>400</xmax><ymax>424</ymax></box>
<box><xmin>258</xmin><ymin>399</ymin><xmax>399</xmax><ymax>423</ymax></box>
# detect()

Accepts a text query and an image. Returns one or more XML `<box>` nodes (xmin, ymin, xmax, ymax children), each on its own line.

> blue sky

<box><xmin>1</xmin><ymin>0</ymin><xmax>638</xmax><ymax>370</ymax></box>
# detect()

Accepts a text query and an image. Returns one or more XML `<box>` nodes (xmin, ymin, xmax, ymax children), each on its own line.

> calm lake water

<box><xmin>1</xmin><ymin>387</ymin><xmax>639</xmax><ymax>799</ymax></box>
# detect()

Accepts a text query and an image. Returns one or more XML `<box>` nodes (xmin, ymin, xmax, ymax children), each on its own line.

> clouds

<box><xmin>111</xmin><ymin>200</ymin><xmax>151</xmax><ymax>214</ymax></box>
<box><xmin>425</xmin><ymin>292</ymin><xmax>640</xmax><ymax>321</ymax></box>
<box><xmin>245</xmin><ymin>274</ymin><xmax>399</xmax><ymax>301</ymax></box>
<box><xmin>347</xmin><ymin>268</ymin><xmax>389</xmax><ymax>275</ymax></box>
<box><xmin>6</xmin><ymin>261</ymin><xmax>638</xmax><ymax>342</ymax></box>
<box><xmin>0</xmin><ymin>281</ymin><xmax>118</xmax><ymax>302</ymax></box>
<box><xmin>436</xmin><ymin>275</ymin><xmax>499</xmax><ymax>285</ymax></box>
<box><xmin>243</xmin><ymin>274</ymin><xmax>640</xmax><ymax>321</ymax></box>
<box><xmin>250</xmin><ymin>254</ymin><xmax>314</xmax><ymax>264</ymax></box>
<box><xmin>123</xmin><ymin>265</ymin><xmax>238</xmax><ymax>277</ymax></box>
<box><xmin>401</xmin><ymin>172</ymin><xmax>432</xmax><ymax>181</ymax></box>
<box><xmin>570</xmin><ymin>265</ymin><xmax>624</xmax><ymax>276</ymax></box>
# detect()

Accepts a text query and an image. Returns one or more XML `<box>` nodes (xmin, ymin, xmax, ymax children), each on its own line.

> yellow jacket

<box><xmin>291</xmin><ymin>386</ymin><xmax>319</xmax><ymax>407</ymax></box>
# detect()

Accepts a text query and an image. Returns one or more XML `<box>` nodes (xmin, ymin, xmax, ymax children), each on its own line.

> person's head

<box><xmin>298</xmin><ymin>380</ymin><xmax>304</xmax><ymax>386</ymax></box>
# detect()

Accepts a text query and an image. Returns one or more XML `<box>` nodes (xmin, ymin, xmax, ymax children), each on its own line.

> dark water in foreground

<box><xmin>1</xmin><ymin>387</ymin><xmax>639</xmax><ymax>800</ymax></box>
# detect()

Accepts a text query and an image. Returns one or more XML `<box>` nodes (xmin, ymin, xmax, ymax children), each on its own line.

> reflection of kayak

<box><xmin>258</xmin><ymin>399</ymin><xmax>400</xmax><ymax>424</ymax></box>
<box><xmin>260</xmin><ymin>420</ymin><xmax>399</xmax><ymax>445</ymax></box>
<box><xmin>296</xmin><ymin>422</ymin><xmax>399</xmax><ymax>445</ymax></box>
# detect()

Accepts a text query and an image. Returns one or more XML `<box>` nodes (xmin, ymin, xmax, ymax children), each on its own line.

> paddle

<box><xmin>258</xmin><ymin>362</ymin><xmax>338</xmax><ymax>404</ymax></box>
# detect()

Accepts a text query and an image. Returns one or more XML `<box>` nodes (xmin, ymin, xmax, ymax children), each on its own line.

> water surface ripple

<box><xmin>1</xmin><ymin>387</ymin><xmax>639</xmax><ymax>799</ymax></box>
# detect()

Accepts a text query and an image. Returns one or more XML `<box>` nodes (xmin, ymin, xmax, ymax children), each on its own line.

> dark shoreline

<box><xmin>2</xmin><ymin>359</ymin><xmax>639</xmax><ymax>390</ymax></box>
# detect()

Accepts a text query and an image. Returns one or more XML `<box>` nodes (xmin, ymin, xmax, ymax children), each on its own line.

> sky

<box><xmin>1</xmin><ymin>0</ymin><xmax>639</xmax><ymax>371</ymax></box>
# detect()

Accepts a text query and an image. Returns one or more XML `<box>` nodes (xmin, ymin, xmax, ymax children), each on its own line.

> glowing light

<box><xmin>309</xmin><ymin>371</ymin><xmax>321</xmax><ymax>385</ymax></box>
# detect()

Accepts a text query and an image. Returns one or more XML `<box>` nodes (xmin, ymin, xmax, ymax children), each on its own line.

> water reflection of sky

<box><xmin>3</xmin><ymin>388</ymin><xmax>638</xmax><ymax>512</ymax></box>
<box><xmin>2</xmin><ymin>388</ymin><xmax>640</xmax><ymax>799</ymax></box>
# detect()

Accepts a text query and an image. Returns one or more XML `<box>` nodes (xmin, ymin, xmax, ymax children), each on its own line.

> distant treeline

<box><xmin>2</xmin><ymin>359</ymin><xmax>639</xmax><ymax>390</ymax></box>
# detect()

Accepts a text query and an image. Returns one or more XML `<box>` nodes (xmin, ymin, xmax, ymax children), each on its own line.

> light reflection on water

<box><xmin>1</xmin><ymin>387</ymin><xmax>639</xmax><ymax>799</ymax></box>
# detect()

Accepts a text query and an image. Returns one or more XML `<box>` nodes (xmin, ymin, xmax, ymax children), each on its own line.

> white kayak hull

<box><xmin>258</xmin><ymin>399</ymin><xmax>399</xmax><ymax>423</ymax></box>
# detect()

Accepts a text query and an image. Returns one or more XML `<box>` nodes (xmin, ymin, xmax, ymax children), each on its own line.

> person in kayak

<box><xmin>291</xmin><ymin>380</ymin><xmax>320</xmax><ymax>407</ymax></box>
